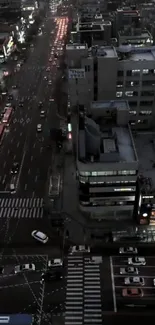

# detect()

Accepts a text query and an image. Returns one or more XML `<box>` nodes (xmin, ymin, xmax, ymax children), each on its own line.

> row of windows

<box><xmin>116</xmin><ymin>91</ymin><xmax>154</xmax><ymax>98</ymax></box>
<box><xmin>117</xmin><ymin>80</ymin><xmax>155</xmax><ymax>87</ymax></box>
<box><xmin>129</xmin><ymin>110</ymin><xmax>152</xmax><ymax>116</ymax></box>
<box><xmin>79</xmin><ymin>170</ymin><xmax>137</xmax><ymax>177</ymax></box>
<box><xmin>118</xmin><ymin>69</ymin><xmax>155</xmax><ymax>77</ymax></box>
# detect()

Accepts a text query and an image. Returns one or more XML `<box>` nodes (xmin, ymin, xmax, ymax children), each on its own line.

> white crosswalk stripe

<box><xmin>65</xmin><ymin>255</ymin><xmax>102</xmax><ymax>325</ymax></box>
<box><xmin>0</xmin><ymin>198</ymin><xmax>44</xmax><ymax>218</ymax></box>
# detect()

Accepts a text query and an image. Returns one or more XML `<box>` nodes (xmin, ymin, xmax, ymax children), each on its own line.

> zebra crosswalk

<box><xmin>65</xmin><ymin>255</ymin><xmax>102</xmax><ymax>325</ymax></box>
<box><xmin>0</xmin><ymin>198</ymin><xmax>44</xmax><ymax>219</ymax></box>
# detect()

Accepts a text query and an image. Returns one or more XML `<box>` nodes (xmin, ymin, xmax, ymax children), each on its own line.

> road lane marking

<box><xmin>2</xmin><ymin>175</ymin><xmax>6</xmax><ymax>184</ymax></box>
<box><xmin>35</xmin><ymin>175</ymin><xmax>38</xmax><ymax>182</ymax></box>
<box><xmin>0</xmin><ymin>280</ymin><xmax>40</xmax><ymax>289</ymax></box>
<box><xmin>110</xmin><ymin>256</ymin><xmax>117</xmax><ymax>312</ymax></box>
<box><xmin>115</xmin><ymin>286</ymin><xmax>155</xmax><ymax>289</ymax></box>
<box><xmin>17</xmin><ymin>142</ymin><xmax>19</xmax><ymax>148</ymax></box>
<box><xmin>31</xmin><ymin>155</ymin><xmax>33</xmax><ymax>161</ymax></box>
<box><xmin>3</xmin><ymin>161</ymin><xmax>6</xmax><ymax>168</ymax></box>
<box><xmin>114</xmin><ymin>264</ymin><xmax>155</xmax><ymax>269</ymax></box>
<box><xmin>28</xmin><ymin>168</ymin><xmax>30</xmax><ymax>175</ymax></box>
<box><xmin>24</xmin><ymin>184</ymin><xmax>27</xmax><ymax>190</ymax></box>
<box><xmin>114</xmin><ymin>275</ymin><xmax>155</xmax><ymax>278</ymax></box>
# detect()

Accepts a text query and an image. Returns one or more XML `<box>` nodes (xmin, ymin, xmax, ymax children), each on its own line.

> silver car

<box><xmin>119</xmin><ymin>247</ymin><xmax>138</xmax><ymax>254</ymax></box>
<box><xmin>120</xmin><ymin>267</ymin><xmax>139</xmax><ymax>275</ymax></box>
<box><xmin>124</xmin><ymin>276</ymin><xmax>145</xmax><ymax>286</ymax></box>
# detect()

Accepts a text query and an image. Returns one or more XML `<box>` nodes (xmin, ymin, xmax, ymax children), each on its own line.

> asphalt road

<box><xmin>0</xmin><ymin>12</ymin><xmax>67</xmax><ymax>197</ymax></box>
<box><xmin>0</xmin><ymin>250</ymin><xmax>155</xmax><ymax>322</ymax></box>
<box><xmin>0</xmin><ymin>254</ymin><xmax>65</xmax><ymax>318</ymax></box>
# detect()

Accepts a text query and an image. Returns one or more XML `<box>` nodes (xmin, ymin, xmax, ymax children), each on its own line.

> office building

<box><xmin>77</xmin><ymin>100</ymin><xmax>138</xmax><ymax>220</ymax></box>
<box><xmin>0</xmin><ymin>0</ymin><xmax>21</xmax><ymax>20</ymax></box>
<box><xmin>118</xmin><ymin>28</ymin><xmax>153</xmax><ymax>47</ymax></box>
<box><xmin>72</xmin><ymin>19</ymin><xmax>112</xmax><ymax>47</ymax></box>
<box><xmin>66</xmin><ymin>44</ymin><xmax>155</xmax><ymax>129</ymax></box>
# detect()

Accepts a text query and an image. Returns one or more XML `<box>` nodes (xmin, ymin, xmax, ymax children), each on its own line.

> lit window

<box><xmin>117</xmin><ymin>82</ymin><xmax>123</xmax><ymax>88</ymax></box>
<box><xmin>140</xmin><ymin>110</ymin><xmax>152</xmax><ymax>115</ymax></box>
<box><xmin>116</xmin><ymin>91</ymin><xmax>122</xmax><ymax>98</ymax></box>
<box><xmin>125</xmin><ymin>91</ymin><xmax>133</xmax><ymax>97</ymax></box>
<box><xmin>132</xmin><ymin>69</ymin><xmax>140</xmax><ymax>75</ymax></box>
<box><xmin>129</xmin><ymin>110</ymin><xmax>136</xmax><ymax>115</ymax></box>
<box><xmin>143</xmin><ymin>69</ymin><xmax>149</xmax><ymax>74</ymax></box>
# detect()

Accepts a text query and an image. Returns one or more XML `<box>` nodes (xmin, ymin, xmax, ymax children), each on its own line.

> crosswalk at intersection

<box><xmin>65</xmin><ymin>255</ymin><xmax>102</xmax><ymax>325</ymax></box>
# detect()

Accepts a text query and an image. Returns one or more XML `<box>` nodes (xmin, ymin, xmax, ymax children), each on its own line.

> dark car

<box><xmin>8</xmin><ymin>94</ymin><xmax>13</xmax><ymax>100</ymax></box>
<box><xmin>11</xmin><ymin>162</ymin><xmax>19</xmax><ymax>174</ymax></box>
<box><xmin>19</xmin><ymin>100</ymin><xmax>24</xmax><ymax>107</ymax></box>
<box><xmin>38</xmin><ymin>101</ymin><xmax>43</xmax><ymax>108</ymax></box>
<box><xmin>41</xmin><ymin>270</ymin><xmax>63</xmax><ymax>283</ymax></box>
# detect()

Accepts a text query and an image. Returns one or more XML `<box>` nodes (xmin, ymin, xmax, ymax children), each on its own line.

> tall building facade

<box><xmin>66</xmin><ymin>44</ymin><xmax>155</xmax><ymax>129</ymax></box>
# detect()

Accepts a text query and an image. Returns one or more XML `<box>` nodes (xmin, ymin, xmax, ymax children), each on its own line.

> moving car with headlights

<box><xmin>120</xmin><ymin>267</ymin><xmax>139</xmax><ymax>275</ymax></box>
<box><xmin>14</xmin><ymin>263</ymin><xmax>35</xmax><ymax>274</ymax></box>
<box><xmin>40</xmin><ymin>110</ymin><xmax>45</xmax><ymax>118</ymax></box>
<box><xmin>128</xmin><ymin>257</ymin><xmax>146</xmax><ymax>266</ymax></box>
<box><xmin>119</xmin><ymin>247</ymin><xmax>138</xmax><ymax>254</ymax></box>
<box><xmin>37</xmin><ymin>124</ymin><xmax>42</xmax><ymax>132</ymax></box>
<box><xmin>31</xmin><ymin>230</ymin><xmax>48</xmax><ymax>244</ymax></box>
<box><xmin>48</xmin><ymin>258</ymin><xmax>63</xmax><ymax>268</ymax></box>
<box><xmin>41</xmin><ymin>270</ymin><xmax>63</xmax><ymax>283</ymax></box>
<box><xmin>19</xmin><ymin>99</ymin><xmax>24</xmax><ymax>107</ymax></box>
<box><xmin>122</xmin><ymin>288</ymin><xmax>143</xmax><ymax>298</ymax></box>
<box><xmin>11</xmin><ymin>162</ymin><xmax>19</xmax><ymax>174</ymax></box>
<box><xmin>38</xmin><ymin>101</ymin><xmax>43</xmax><ymax>108</ymax></box>
<box><xmin>69</xmin><ymin>245</ymin><xmax>90</xmax><ymax>255</ymax></box>
<box><xmin>124</xmin><ymin>277</ymin><xmax>145</xmax><ymax>286</ymax></box>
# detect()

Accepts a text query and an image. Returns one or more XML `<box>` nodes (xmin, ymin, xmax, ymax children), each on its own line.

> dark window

<box><xmin>141</xmin><ymin>91</ymin><xmax>154</xmax><ymax>97</ymax></box>
<box><xmin>117</xmin><ymin>70</ymin><xmax>123</xmax><ymax>77</ymax></box>
<box><xmin>129</xmin><ymin>101</ymin><xmax>137</xmax><ymax>107</ymax></box>
<box><xmin>142</xmin><ymin>80</ymin><xmax>155</xmax><ymax>86</ymax></box>
<box><xmin>140</xmin><ymin>101</ymin><xmax>153</xmax><ymax>106</ymax></box>
<box><xmin>127</xmin><ymin>70</ymin><xmax>132</xmax><ymax>76</ymax></box>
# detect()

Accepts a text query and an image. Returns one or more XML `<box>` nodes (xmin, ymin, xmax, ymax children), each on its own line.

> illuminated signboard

<box><xmin>68</xmin><ymin>69</ymin><xmax>85</xmax><ymax>79</ymax></box>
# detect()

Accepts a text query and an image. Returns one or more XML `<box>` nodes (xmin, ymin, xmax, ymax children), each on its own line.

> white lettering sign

<box><xmin>68</xmin><ymin>69</ymin><xmax>85</xmax><ymax>79</ymax></box>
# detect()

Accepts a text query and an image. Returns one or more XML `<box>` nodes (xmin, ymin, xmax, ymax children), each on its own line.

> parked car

<box><xmin>124</xmin><ymin>277</ymin><xmax>145</xmax><ymax>286</ymax></box>
<box><xmin>119</xmin><ymin>247</ymin><xmax>138</xmax><ymax>254</ymax></box>
<box><xmin>120</xmin><ymin>267</ymin><xmax>139</xmax><ymax>275</ymax></box>
<box><xmin>122</xmin><ymin>288</ymin><xmax>143</xmax><ymax>298</ymax></box>
<box><xmin>14</xmin><ymin>263</ymin><xmax>35</xmax><ymax>274</ymax></box>
<box><xmin>31</xmin><ymin>230</ymin><xmax>48</xmax><ymax>244</ymax></box>
<box><xmin>128</xmin><ymin>257</ymin><xmax>146</xmax><ymax>266</ymax></box>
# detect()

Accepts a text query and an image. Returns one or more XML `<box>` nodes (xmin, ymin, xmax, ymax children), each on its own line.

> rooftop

<box><xmin>78</xmin><ymin>100</ymin><xmax>138</xmax><ymax>165</ymax></box>
<box><xmin>134</xmin><ymin>133</ymin><xmax>155</xmax><ymax>191</ymax></box>
<box><xmin>91</xmin><ymin>100</ymin><xmax>129</xmax><ymax>111</ymax></box>
<box><xmin>117</xmin><ymin>46</ymin><xmax>155</xmax><ymax>61</ymax></box>
<box><xmin>89</xmin><ymin>45</ymin><xmax>117</xmax><ymax>58</ymax></box>
<box><xmin>78</xmin><ymin>23</ymin><xmax>103</xmax><ymax>31</ymax></box>
<box><xmin>119</xmin><ymin>29</ymin><xmax>152</xmax><ymax>38</ymax></box>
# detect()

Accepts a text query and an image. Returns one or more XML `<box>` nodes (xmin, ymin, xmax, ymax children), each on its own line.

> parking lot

<box><xmin>0</xmin><ymin>254</ymin><xmax>66</xmax><ymax>317</ymax></box>
<box><xmin>111</xmin><ymin>255</ymin><xmax>155</xmax><ymax>312</ymax></box>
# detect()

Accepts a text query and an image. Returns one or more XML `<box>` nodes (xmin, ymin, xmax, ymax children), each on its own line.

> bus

<box><xmin>0</xmin><ymin>315</ymin><xmax>33</xmax><ymax>325</ymax></box>
<box><xmin>0</xmin><ymin>124</ymin><xmax>5</xmax><ymax>142</ymax></box>
<box><xmin>2</xmin><ymin>107</ymin><xmax>13</xmax><ymax>126</ymax></box>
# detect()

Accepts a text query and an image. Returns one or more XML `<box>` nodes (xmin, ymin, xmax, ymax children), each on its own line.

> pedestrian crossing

<box><xmin>65</xmin><ymin>255</ymin><xmax>102</xmax><ymax>325</ymax></box>
<box><xmin>0</xmin><ymin>198</ymin><xmax>44</xmax><ymax>219</ymax></box>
